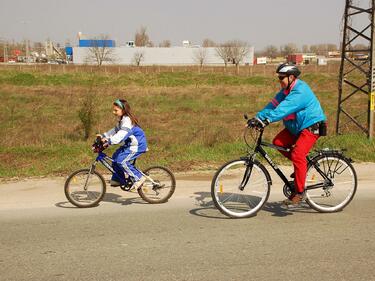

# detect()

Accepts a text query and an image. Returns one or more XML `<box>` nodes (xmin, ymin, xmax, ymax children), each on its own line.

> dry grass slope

<box><xmin>0</xmin><ymin>65</ymin><xmax>374</xmax><ymax>178</ymax></box>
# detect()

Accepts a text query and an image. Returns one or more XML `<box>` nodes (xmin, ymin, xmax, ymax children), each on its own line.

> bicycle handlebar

<box><xmin>92</xmin><ymin>136</ymin><xmax>107</xmax><ymax>153</ymax></box>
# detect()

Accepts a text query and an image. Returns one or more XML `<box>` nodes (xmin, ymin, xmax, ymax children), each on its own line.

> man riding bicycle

<box><xmin>251</xmin><ymin>63</ymin><xmax>327</xmax><ymax>205</ymax></box>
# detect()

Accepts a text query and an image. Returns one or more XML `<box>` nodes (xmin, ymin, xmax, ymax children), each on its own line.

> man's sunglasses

<box><xmin>278</xmin><ymin>75</ymin><xmax>288</xmax><ymax>80</ymax></box>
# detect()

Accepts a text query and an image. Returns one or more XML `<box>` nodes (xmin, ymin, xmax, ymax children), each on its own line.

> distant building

<box><xmin>287</xmin><ymin>54</ymin><xmax>304</xmax><ymax>65</ymax></box>
<box><xmin>126</xmin><ymin>41</ymin><xmax>135</xmax><ymax>47</ymax></box>
<box><xmin>182</xmin><ymin>40</ymin><xmax>191</xmax><ymax>47</ymax></box>
<box><xmin>72</xmin><ymin>46</ymin><xmax>255</xmax><ymax>66</ymax></box>
<box><xmin>317</xmin><ymin>56</ymin><xmax>328</xmax><ymax>65</ymax></box>
<box><xmin>328</xmin><ymin>51</ymin><xmax>341</xmax><ymax>58</ymax></box>
<box><xmin>302</xmin><ymin>53</ymin><xmax>317</xmax><ymax>64</ymax></box>
<box><xmin>76</xmin><ymin>32</ymin><xmax>116</xmax><ymax>48</ymax></box>
<box><xmin>78</xmin><ymin>39</ymin><xmax>115</xmax><ymax>48</ymax></box>
<box><xmin>287</xmin><ymin>53</ymin><xmax>318</xmax><ymax>65</ymax></box>
<box><xmin>254</xmin><ymin>57</ymin><xmax>267</xmax><ymax>65</ymax></box>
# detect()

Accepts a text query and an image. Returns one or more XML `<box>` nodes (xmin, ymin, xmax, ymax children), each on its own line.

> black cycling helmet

<box><xmin>276</xmin><ymin>63</ymin><xmax>301</xmax><ymax>77</ymax></box>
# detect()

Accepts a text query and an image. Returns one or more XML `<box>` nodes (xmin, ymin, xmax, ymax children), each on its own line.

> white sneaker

<box><xmin>133</xmin><ymin>176</ymin><xmax>146</xmax><ymax>189</ymax></box>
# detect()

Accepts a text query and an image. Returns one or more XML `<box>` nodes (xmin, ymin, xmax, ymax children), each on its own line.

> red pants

<box><xmin>273</xmin><ymin>128</ymin><xmax>319</xmax><ymax>193</ymax></box>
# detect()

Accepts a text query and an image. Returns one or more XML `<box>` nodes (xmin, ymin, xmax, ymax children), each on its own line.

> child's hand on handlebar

<box><xmin>95</xmin><ymin>134</ymin><xmax>108</xmax><ymax>143</ymax></box>
<box><xmin>95</xmin><ymin>134</ymin><xmax>109</xmax><ymax>149</ymax></box>
<box><xmin>100</xmin><ymin>137</ymin><xmax>109</xmax><ymax>148</ymax></box>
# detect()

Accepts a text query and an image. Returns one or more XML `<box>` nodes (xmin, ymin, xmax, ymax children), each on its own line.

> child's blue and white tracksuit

<box><xmin>103</xmin><ymin>116</ymin><xmax>147</xmax><ymax>183</ymax></box>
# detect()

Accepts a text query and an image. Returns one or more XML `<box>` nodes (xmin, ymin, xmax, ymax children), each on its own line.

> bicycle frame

<box><xmin>91</xmin><ymin>151</ymin><xmax>158</xmax><ymax>187</ymax></box>
<box><xmin>242</xmin><ymin>128</ymin><xmax>334</xmax><ymax>191</ymax></box>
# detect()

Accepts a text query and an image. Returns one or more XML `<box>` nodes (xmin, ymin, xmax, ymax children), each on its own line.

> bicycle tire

<box><xmin>137</xmin><ymin>166</ymin><xmax>176</xmax><ymax>204</ymax></box>
<box><xmin>305</xmin><ymin>154</ymin><xmax>357</xmax><ymax>213</ymax></box>
<box><xmin>211</xmin><ymin>159</ymin><xmax>271</xmax><ymax>218</ymax></box>
<box><xmin>64</xmin><ymin>169</ymin><xmax>106</xmax><ymax>208</ymax></box>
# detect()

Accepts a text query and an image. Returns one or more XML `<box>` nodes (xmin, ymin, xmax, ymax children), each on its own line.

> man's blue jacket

<box><xmin>256</xmin><ymin>79</ymin><xmax>326</xmax><ymax>136</ymax></box>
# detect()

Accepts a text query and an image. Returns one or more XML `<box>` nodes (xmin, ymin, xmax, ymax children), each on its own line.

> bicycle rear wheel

<box><xmin>305</xmin><ymin>154</ymin><xmax>357</xmax><ymax>213</ymax></box>
<box><xmin>64</xmin><ymin>169</ymin><xmax>106</xmax><ymax>208</ymax></box>
<box><xmin>211</xmin><ymin>159</ymin><xmax>271</xmax><ymax>218</ymax></box>
<box><xmin>137</xmin><ymin>166</ymin><xmax>176</xmax><ymax>204</ymax></box>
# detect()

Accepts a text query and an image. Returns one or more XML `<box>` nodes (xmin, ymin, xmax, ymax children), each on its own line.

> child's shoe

<box><xmin>110</xmin><ymin>180</ymin><xmax>121</xmax><ymax>187</ymax></box>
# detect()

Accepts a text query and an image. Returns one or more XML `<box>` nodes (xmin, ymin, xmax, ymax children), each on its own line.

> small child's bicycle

<box><xmin>64</xmin><ymin>137</ymin><xmax>176</xmax><ymax>208</ymax></box>
<box><xmin>211</xmin><ymin>116</ymin><xmax>357</xmax><ymax>218</ymax></box>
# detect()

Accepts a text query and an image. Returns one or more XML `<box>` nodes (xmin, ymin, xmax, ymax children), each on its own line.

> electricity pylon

<box><xmin>336</xmin><ymin>0</ymin><xmax>375</xmax><ymax>138</ymax></box>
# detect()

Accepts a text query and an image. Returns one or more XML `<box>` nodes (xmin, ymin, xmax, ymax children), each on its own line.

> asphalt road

<box><xmin>1</xmin><ymin>164</ymin><xmax>375</xmax><ymax>281</ymax></box>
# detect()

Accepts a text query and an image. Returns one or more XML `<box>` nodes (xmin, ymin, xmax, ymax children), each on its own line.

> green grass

<box><xmin>0</xmin><ymin>69</ymin><xmax>274</xmax><ymax>88</ymax></box>
<box><xmin>0</xmin><ymin>68</ymin><xmax>374</xmax><ymax>178</ymax></box>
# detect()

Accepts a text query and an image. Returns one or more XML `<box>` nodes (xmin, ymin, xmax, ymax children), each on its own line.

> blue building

<box><xmin>78</xmin><ymin>40</ymin><xmax>116</xmax><ymax>48</ymax></box>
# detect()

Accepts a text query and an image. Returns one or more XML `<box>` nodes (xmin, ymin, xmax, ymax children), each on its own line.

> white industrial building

<box><xmin>72</xmin><ymin>46</ymin><xmax>255</xmax><ymax>66</ymax></box>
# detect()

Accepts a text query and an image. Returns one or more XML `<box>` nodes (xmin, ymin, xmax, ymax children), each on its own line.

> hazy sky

<box><xmin>0</xmin><ymin>0</ymin><xmax>345</xmax><ymax>50</ymax></box>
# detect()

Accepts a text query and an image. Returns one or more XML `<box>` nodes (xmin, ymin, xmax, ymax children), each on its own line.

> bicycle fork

<box><xmin>83</xmin><ymin>162</ymin><xmax>97</xmax><ymax>191</ymax></box>
<box><xmin>239</xmin><ymin>158</ymin><xmax>254</xmax><ymax>191</ymax></box>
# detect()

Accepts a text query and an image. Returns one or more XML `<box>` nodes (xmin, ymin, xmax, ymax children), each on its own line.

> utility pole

<box><xmin>4</xmin><ymin>41</ymin><xmax>8</xmax><ymax>63</ymax></box>
<box><xmin>370</xmin><ymin>2</ymin><xmax>375</xmax><ymax>138</ymax></box>
<box><xmin>25</xmin><ymin>39</ymin><xmax>29</xmax><ymax>63</ymax></box>
<box><xmin>21</xmin><ymin>20</ymin><xmax>30</xmax><ymax>64</ymax></box>
<box><xmin>336</xmin><ymin>0</ymin><xmax>375</xmax><ymax>139</ymax></box>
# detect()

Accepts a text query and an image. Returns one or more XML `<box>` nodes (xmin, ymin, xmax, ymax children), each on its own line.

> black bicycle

<box><xmin>211</xmin><ymin>117</ymin><xmax>357</xmax><ymax>218</ymax></box>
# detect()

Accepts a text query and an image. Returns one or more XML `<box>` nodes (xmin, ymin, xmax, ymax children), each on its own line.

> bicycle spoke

<box><xmin>137</xmin><ymin>166</ymin><xmax>176</xmax><ymax>203</ymax></box>
<box><xmin>64</xmin><ymin>169</ymin><xmax>105</xmax><ymax>208</ymax></box>
<box><xmin>211</xmin><ymin>160</ymin><xmax>270</xmax><ymax>218</ymax></box>
<box><xmin>305</xmin><ymin>156</ymin><xmax>357</xmax><ymax>213</ymax></box>
<box><xmin>219</xmin><ymin>192</ymin><xmax>236</xmax><ymax>204</ymax></box>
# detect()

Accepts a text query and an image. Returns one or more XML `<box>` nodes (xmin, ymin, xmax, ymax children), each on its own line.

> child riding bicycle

<box><xmin>98</xmin><ymin>99</ymin><xmax>147</xmax><ymax>189</ymax></box>
<box><xmin>249</xmin><ymin>63</ymin><xmax>327</xmax><ymax>205</ymax></box>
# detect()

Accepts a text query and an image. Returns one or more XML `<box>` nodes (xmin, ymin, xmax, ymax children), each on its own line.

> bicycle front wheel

<box><xmin>211</xmin><ymin>159</ymin><xmax>271</xmax><ymax>218</ymax></box>
<box><xmin>137</xmin><ymin>166</ymin><xmax>176</xmax><ymax>204</ymax></box>
<box><xmin>64</xmin><ymin>169</ymin><xmax>106</xmax><ymax>208</ymax></box>
<box><xmin>305</xmin><ymin>154</ymin><xmax>357</xmax><ymax>213</ymax></box>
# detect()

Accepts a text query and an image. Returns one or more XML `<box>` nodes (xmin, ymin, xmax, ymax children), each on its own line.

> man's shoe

<box><xmin>283</xmin><ymin>193</ymin><xmax>305</xmax><ymax>206</ymax></box>
<box><xmin>110</xmin><ymin>180</ymin><xmax>121</xmax><ymax>187</ymax></box>
<box><xmin>133</xmin><ymin>176</ymin><xmax>146</xmax><ymax>189</ymax></box>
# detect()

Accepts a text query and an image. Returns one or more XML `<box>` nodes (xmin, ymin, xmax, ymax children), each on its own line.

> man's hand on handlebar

<box><xmin>247</xmin><ymin>117</ymin><xmax>269</xmax><ymax>129</ymax></box>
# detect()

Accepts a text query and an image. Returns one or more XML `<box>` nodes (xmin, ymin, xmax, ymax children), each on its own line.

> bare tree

<box><xmin>327</xmin><ymin>44</ymin><xmax>338</xmax><ymax>52</ymax></box>
<box><xmin>159</xmin><ymin>40</ymin><xmax>171</xmax><ymax>47</ymax></box>
<box><xmin>215</xmin><ymin>43</ymin><xmax>231</xmax><ymax>67</ymax></box>
<box><xmin>216</xmin><ymin>40</ymin><xmax>250</xmax><ymax>67</ymax></box>
<box><xmin>228</xmin><ymin>40</ymin><xmax>249</xmax><ymax>66</ymax></box>
<box><xmin>133</xmin><ymin>50</ymin><xmax>145</xmax><ymax>66</ymax></box>
<box><xmin>308</xmin><ymin>44</ymin><xmax>338</xmax><ymax>56</ymax></box>
<box><xmin>351</xmin><ymin>43</ymin><xmax>369</xmax><ymax>50</ymax></box>
<box><xmin>264</xmin><ymin>45</ymin><xmax>278</xmax><ymax>60</ymax></box>
<box><xmin>280</xmin><ymin>43</ymin><xmax>299</xmax><ymax>56</ymax></box>
<box><xmin>135</xmin><ymin>26</ymin><xmax>152</xmax><ymax>47</ymax></box>
<box><xmin>193</xmin><ymin>47</ymin><xmax>207</xmax><ymax>69</ymax></box>
<box><xmin>302</xmin><ymin>44</ymin><xmax>310</xmax><ymax>53</ymax></box>
<box><xmin>85</xmin><ymin>35</ymin><xmax>116</xmax><ymax>66</ymax></box>
<box><xmin>202</xmin><ymin>38</ymin><xmax>216</xmax><ymax>47</ymax></box>
<box><xmin>33</xmin><ymin>42</ymin><xmax>44</xmax><ymax>53</ymax></box>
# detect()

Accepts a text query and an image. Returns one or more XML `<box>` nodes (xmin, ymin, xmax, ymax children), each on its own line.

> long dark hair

<box><xmin>114</xmin><ymin>99</ymin><xmax>139</xmax><ymax>126</ymax></box>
